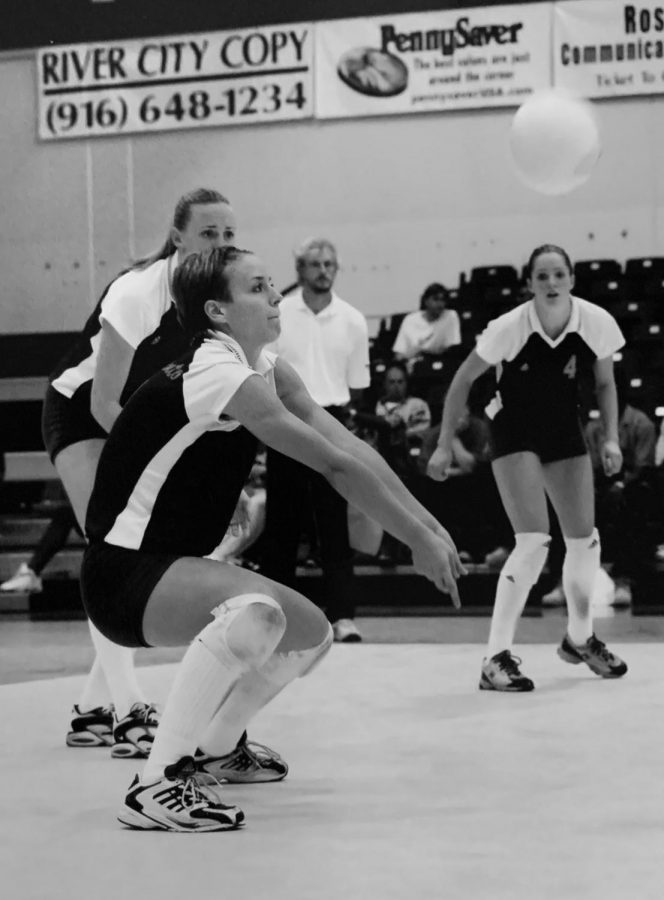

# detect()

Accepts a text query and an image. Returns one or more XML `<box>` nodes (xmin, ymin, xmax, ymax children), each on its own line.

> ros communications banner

<box><xmin>554</xmin><ymin>0</ymin><xmax>664</xmax><ymax>98</ymax></box>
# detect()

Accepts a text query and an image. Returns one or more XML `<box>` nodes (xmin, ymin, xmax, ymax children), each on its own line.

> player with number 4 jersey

<box><xmin>428</xmin><ymin>244</ymin><xmax>628</xmax><ymax>691</ymax></box>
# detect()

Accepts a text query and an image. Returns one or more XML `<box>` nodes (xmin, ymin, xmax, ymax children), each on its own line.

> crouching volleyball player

<box><xmin>428</xmin><ymin>243</ymin><xmax>628</xmax><ymax>692</ymax></box>
<box><xmin>80</xmin><ymin>245</ymin><xmax>464</xmax><ymax>832</ymax></box>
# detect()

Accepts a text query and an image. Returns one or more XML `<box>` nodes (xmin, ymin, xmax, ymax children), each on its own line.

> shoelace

<box><xmin>178</xmin><ymin>775</ymin><xmax>212</xmax><ymax>810</ymax></box>
<box><xmin>586</xmin><ymin>636</ymin><xmax>612</xmax><ymax>661</ymax></box>
<box><xmin>133</xmin><ymin>703</ymin><xmax>159</xmax><ymax>725</ymax></box>
<box><xmin>242</xmin><ymin>739</ymin><xmax>284</xmax><ymax>765</ymax></box>
<box><xmin>497</xmin><ymin>652</ymin><xmax>524</xmax><ymax>676</ymax></box>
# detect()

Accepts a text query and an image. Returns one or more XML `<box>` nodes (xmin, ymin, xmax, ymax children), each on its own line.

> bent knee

<box><xmin>213</xmin><ymin>593</ymin><xmax>287</xmax><ymax>666</ymax></box>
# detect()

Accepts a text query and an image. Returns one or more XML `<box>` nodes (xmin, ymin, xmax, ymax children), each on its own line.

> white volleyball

<box><xmin>509</xmin><ymin>90</ymin><xmax>601</xmax><ymax>196</ymax></box>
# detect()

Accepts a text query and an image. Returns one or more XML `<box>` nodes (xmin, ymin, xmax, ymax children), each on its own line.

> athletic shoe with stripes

<box><xmin>557</xmin><ymin>633</ymin><xmax>628</xmax><ymax>678</ymax></box>
<box><xmin>195</xmin><ymin>731</ymin><xmax>288</xmax><ymax>783</ymax></box>
<box><xmin>479</xmin><ymin>650</ymin><xmax>535</xmax><ymax>692</ymax></box>
<box><xmin>66</xmin><ymin>704</ymin><xmax>115</xmax><ymax>747</ymax></box>
<box><xmin>111</xmin><ymin>702</ymin><xmax>160</xmax><ymax>758</ymax></box>
<box><xmin>118</xmin><ymin>756</ymin><xmax>245</xmax><ymax>832</ymax></box>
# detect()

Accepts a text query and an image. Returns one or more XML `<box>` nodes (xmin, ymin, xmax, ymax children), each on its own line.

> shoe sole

<box><xmin>66</xmin><ymin>732</ymin><xmax>114</xmax><ymax>748</ymax></box>
<box><xmin>557</xmin><ymin>647</ymin><xmax>627</xmax><ymax>678</ymax></box>
<box><xmin>478</xmin><ymin>677</ymin><xmax>534</xmax><ymax>692</ymax></box>
<box><xmin>111</xmin><ymin>743</ymin><xmax>150</xmax><ymax>759</ymax></box>
<box><xmin>200</xmin><ymin>769</ymin><xmax>288</xmax><ymax>784</ymax></box>
<box><xmin>117</xmin><ymin>809</ymin><xmax>243</xmax><ymax>832</ymax></box>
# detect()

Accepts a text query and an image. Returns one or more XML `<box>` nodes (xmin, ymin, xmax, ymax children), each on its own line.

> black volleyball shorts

<box><xmin>81</xmin><ymin>542</ymin><xmax>180</xmax><ymax>648</ymax></box>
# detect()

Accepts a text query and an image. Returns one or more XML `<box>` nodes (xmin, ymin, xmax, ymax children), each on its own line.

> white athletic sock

<box><xmin>141</xmin><ymin>594</ymin><xmax>286</xmax><ymax>784</ymax></box>
<box><xmin>86</xmin><ymin>620</ymin><xmax>146</xmax><ymax>720</ymax></box>
<box><xmin>486</xmin><ymin>533</ymin><xmax>550</xmax><ymax>658</ymax></box>
<box><xmin>563</xmin><ymin>529</ymin><xmax>599</xmax><ymax>646</ymax></box>
<box><xmin>199</xmin><ymin>667</ymin><xmax>284</xmax><ymax>757</ymax></box>
<box><xmin>200</xmin><ymin>627</ymin><xmax>333</xmax><ymax>757</ymax></box>
<box><xmin>141</xmin><ymin>637</ymin><xmax>242</xmax><ymax>785</ymax></box>
<box><xmin>77</xmin><ymin>656</ymin><xmax>111</xmax><ymax>712</ymax></box>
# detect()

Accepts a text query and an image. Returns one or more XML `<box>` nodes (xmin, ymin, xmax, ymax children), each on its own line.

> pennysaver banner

<box><xmin>314</xmin><ymin>4</ymin><xmax>553</xmax><ymax>119</ymax></box>
<box><xmin>37</xmin><ymin>24</ymin><xmax>313</xmax><ymax>140</ymax></box>
<box><xmin>554</xmin><ymin>0</ymin><xmax>664</xmax><ymax>98</ymax></box>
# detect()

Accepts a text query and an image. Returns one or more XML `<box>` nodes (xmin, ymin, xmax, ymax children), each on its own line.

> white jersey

<box><xmin>86</xmin><ymin>331</ymin><xmax>277</xmax><ymax>556</ymax></box>
<box><xmin>51</xmin><ymin>256</ymin><xmax>180</xmax><ymax>400</ymax></box>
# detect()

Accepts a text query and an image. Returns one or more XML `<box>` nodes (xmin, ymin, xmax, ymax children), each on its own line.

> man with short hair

<box><xmin>259</xmin><ymin>238</ymin><xmax>370</xmax><ymax>642</ymax></box>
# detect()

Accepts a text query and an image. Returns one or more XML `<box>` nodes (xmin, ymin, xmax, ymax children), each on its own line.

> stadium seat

<box><xmin>586</xmin><ymin>277</ymin><xmax>625</xmax><ymax>308</ymax></box>
<box><xmin>574</xmin><ymin>259</ymin><xmax>622</xmax><ymax>282</ymax></box>
<box><xmin>624</xmin><ymin>257</ymin><xmax>664</xmax><ymax>282</ymax></box>
<box><xmin>574</xmin><ymin>259</ymin><xmax>622</xmax><ymax>298</ymax></box>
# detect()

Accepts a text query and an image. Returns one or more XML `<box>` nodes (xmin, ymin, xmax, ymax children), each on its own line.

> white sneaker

<box><xmin>118</xmin><ymin>756</ymin><xmax>245</xmax><ymax>832</ymax></box>
<box><xmin>541</xmin><ymin>583</ymin><xmax>565</xmax><ymax>607</ymax></box>
<box><xmin>0</xmin><ymin>563</ymin><xmax>42</xmax><ymax>593</ymax></box>
<box><xmin>332</xmin><ymin>618</ymin><xmax>362</xmax><ymax>643</ymax></box>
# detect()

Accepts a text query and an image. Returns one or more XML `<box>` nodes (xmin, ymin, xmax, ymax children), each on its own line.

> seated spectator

<box><xmin>583</xmin><ymin>370</ymin><xmax>657</xmax><ymax>605</ymax></box>
<box><xmin>209</xmin><ymin>450</ymin><xmax>267</xmax><ymax>569</ymax></box>
<box><xmin>354</xmin><ymin>363</ymin><xmax>431</xmax><ymax>480</ymax></box>
<box><xmin>392</xmin><ymin>283</ymin><xmax>461</xmax><ymax>371</ymax></box>
<box><xmin>416</xmin><ymin>398</ymin><xmax>511</xmax><ymax>565</ymax></box>
<box><xmin>352</xmin><ymin>364</ymin><xmax>431</xmax><ymax>562</ymax></box>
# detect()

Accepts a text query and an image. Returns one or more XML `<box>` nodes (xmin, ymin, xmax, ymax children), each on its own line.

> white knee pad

<box><xmin>501</xmin><ymin>532</ymin><xmax>550</xmax><ymax>589</ymax></box>
<box><xmin>199</xmin><ymin>593</ymin><xmax>287</xmax><ymax>671</ymax></box>
<box><xmin>260</xmin><ymin>623</ymin><xmax>334</xmax><ymax>688</ymax></box>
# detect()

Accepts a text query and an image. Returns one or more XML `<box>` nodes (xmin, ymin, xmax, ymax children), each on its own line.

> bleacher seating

<box><xmin>573</xmin><ymin>259</ymin><xmax>622</xmax><ymax>301</ymax></box>
<box><xmin>624</xmin><ymin>257</ymin><xmax>664</xmax><ymax>282</ymax></box>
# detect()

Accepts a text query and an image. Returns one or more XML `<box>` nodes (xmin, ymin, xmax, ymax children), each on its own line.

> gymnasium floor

<box><xmin>1</xmin><ymin>610</ymin><xmax>663</xmax><ymax>900</ymax></box>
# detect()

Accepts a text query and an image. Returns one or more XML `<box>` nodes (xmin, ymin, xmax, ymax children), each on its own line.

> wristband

<box><xmin>603</xmin><ymin>440</ymin><xmax>621</xmax><ymax>455</ymax></box>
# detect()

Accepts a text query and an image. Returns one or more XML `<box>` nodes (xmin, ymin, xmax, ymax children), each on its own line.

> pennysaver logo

<box><xmin>380</xmin><ymin>16</ymin><xmax>524</xmax><ymax>58</ymax></box>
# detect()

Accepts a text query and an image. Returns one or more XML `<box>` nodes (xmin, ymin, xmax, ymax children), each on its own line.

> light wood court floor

<box><xmin>1</xmin><ymin>613</ymin><xmax>663</xmax><ymax>900</ymax></box>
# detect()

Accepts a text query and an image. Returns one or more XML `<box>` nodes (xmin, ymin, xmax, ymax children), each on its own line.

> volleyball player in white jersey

<box><xmin>42</xmin><ymin>188</ymin><xmax>239</xmax><ymax>755</ymax></box>
<box><xmin>80</xmin><ymin>246</ymin><xmax>463</xmax><ymax>832</ymax></box>
<box><xmin>428</xmin><ymin>244</ymin><xmax>628</xmax><ymax>691</ymax></box>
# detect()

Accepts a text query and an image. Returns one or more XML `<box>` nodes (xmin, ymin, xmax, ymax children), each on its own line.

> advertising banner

<box><xmin>554</xmin><ymin>0</ymin><xmax>664</xmax><ymax>98</ymax></box>
<box><xmin>315</xmin><ymin>4</ymin><xmax>553</xmax><ymax>119</ymax></box>
<box><xmin>37</xmin><ymin>24</ymin><xmax>313</xmax><ymax>140</ymax></box>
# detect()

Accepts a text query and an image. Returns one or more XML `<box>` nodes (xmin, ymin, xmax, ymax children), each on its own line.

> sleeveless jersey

<box><xmin>86</xmin><ymin>332</ymin><xmax>277</xmax><ymax>557</ymax></box>
<box><xmin>50</xmin><ymin>255</ymin><xmax>188</xmax><ymax>406</ymax></box>
<box><xmin>475</xmin><ymin>297</ymin><xmax>625</xmax><ymax>423</ymax></box>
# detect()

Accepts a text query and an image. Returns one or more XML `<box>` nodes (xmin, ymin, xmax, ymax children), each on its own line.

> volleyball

<box><xmin>509</xmin><ymin>90</ymin><xmax>601</xmax><ymax>196</ymax></box>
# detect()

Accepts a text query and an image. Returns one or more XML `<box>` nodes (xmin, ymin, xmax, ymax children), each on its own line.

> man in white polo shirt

<box><xmin>260</xmin><ymin>237</ymin><xmax>371</xmax><ymax>642</ymax></box>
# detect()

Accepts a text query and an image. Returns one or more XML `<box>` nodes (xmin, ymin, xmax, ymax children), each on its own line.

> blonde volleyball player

<box><xmin>42</xmin><ymin>188</ymin><xmax>271</xmax><ymax>765</ymax></box>
<box><xmin>80</xmin><ymin>246</ymin><xmax>463</xmax><ymax>831</ymax></box>
<box><xmin>428</xmin><ymin>244</ymin><xmax>628</xmax><ymax>691</ymax></box>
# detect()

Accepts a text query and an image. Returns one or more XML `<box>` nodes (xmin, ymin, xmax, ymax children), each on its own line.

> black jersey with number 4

<box><xmin>85</xmin><ymin>331</ymin><xmax>277</xmax><ymax>557</ymax></box>
<box><xmin>476</xmin><ymin>297</ymin><xmax>625</xmax><ymax>423</ymax></box>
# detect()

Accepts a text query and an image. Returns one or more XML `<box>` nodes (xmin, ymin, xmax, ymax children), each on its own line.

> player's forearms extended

<box><xmin>595</xmin><ymin>383</ymin><xmax>619</xmax><ymax>443</ymax></box>
<box><xmin>327</xmin><ymin>463</ymin><xmax>428</xmax><ymax>549</ymax></box>
<box><xmin>351</xmin><ymin>439</ymin><xmax>440</xmax><ymax>532</ymax></box>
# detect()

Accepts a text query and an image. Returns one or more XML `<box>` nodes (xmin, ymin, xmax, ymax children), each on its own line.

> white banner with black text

<box><xmin>554</xmin><ymin>0</ymin><xmax>664</xmax><ymax>98</ymax></box>
<box><xmin>37</xmin><ymin>24</ymin><xmax>313</xmax><ymax>140</ymax></box>
<box><xmin>314</xmin><ymin>4</ymin><xmax>553</xmax><ymax>119</ymax></box>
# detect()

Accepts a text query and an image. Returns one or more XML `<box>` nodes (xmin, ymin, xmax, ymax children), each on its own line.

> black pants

<box><xmin>259</xmin><ymin>409</ymin><xmax>356</xmax><ymax>623</ymax></box>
